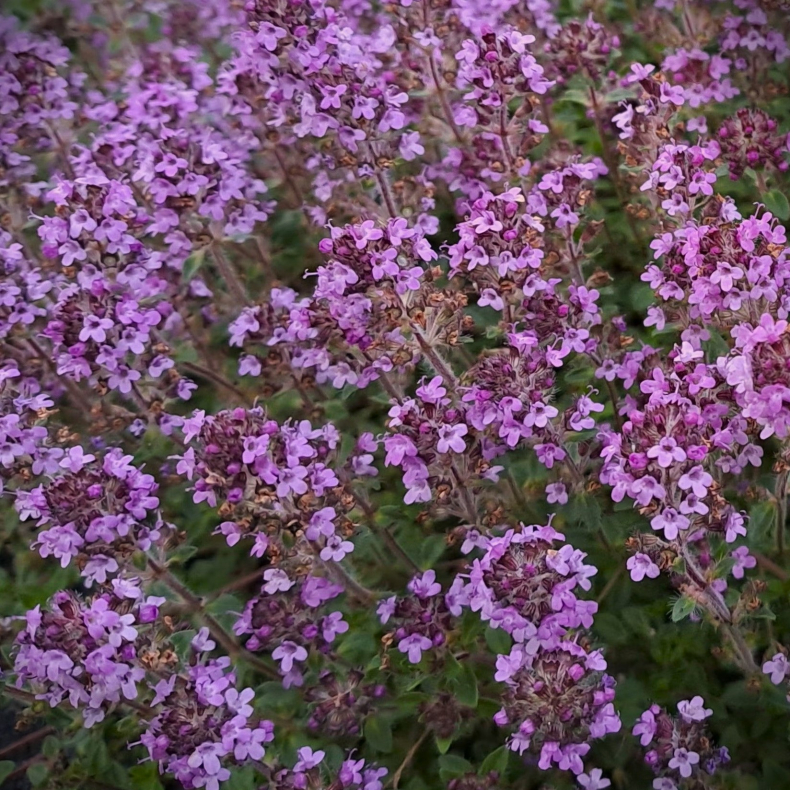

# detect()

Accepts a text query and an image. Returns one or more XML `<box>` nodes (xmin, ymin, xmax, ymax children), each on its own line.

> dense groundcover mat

<box><xmin>1</xmin><ymin>1</ymin><xmax>790</xmax><ymax>789</ymax></box>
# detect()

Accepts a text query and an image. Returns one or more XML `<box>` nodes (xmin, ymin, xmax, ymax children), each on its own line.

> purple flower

<box><xmin>678</xmin><ymin>466</ymin><xmax>713</xmax><ymax>498</ymax></box>
<box><xmin>415</xmin><ymin>376</ymin><xmax>447</xmax><ymax>404</ymax></box>
<box><xmin>479</xmin><ymin>288</ymin><xmax>504</xmax><ymax>311</ymax></box>
<box><xmin>633</xmin><ymin>706</ymin><xmax>658</xmax><ymax>746</ymax></box>
<box><xmin>627</xmin><ymin>553</ymin><xmax>660</xmax><ymax>582</ymax></box>
<box><xmin>668</xmin><ymin>747</ymin><xmax>699</xmax><ymax>778</ymax></box>
<box><xmin>763</xmin><ymin>653</ymin><xmax>790</xmax><ymax>684</ymax></box>
<box><xmin>276</xmin><ymin>464</ymin><xmax>309</xmax><ymax>497</ymax></box>
<box><xmin>578</xmin><ymin>768</ymin><xmax>611</xmax><ymax>789</ymax></box>
<box><xmin>272</xmin><ymin>641</ymin><xmax>308</xmax><ymax>673</ymax></box>
<box><xmin>34</xmin><ymin>524</ymin><xmax>84</xmax><ymax>567</ymax></box>
<box><xmin>224</xmin><ymin>688</ymin><xmax>255</xmax><ymax>718</ymax></box>
<box><xmin>646</xmin><ymin>437</ymin><xmax>686</xmax><ymax>468</ymax></box>
<box><xmin>187</xmin><ymin>742</ymin><xmax>226</xmax><ymax>776</ymax></box>
<box><xmin>408</xmin><ymin>570</ymin><xmax>442</xmax><ymax>599</ymax></box>
<box><xmin>294</xmin><ymin>746</ymin><xmax>325</xmax><ymax>771</ymax></box>
<box><xmin>397</xmin><ymin>633</ymin><xmax>432</xmax><ymax>664</ymax></box>
<box><xmin>399</xmin><ymin>131</ymin><xmax>424</xmax><ymax>161</ymax></box>
<box><xmin>436</xmin><ymin>423</ymin><xmax>468</xmax><ymax>454</ymax></box>
<box><xmin>107</xmin><ymin>367</ymin><xmax>141</xmax><ymax>394</ymax></box>
<box><xmin>377</xmin><ymin>597</ymin><xmax>397</xmax><ymax>624</ymax></box>
<box><xmin>631</xmin><ymin>475</ymin><xmax>666</xmax><ymax>506</ymax></box>
<box><xmin>60</xmin><ymin>446</ymin><xmax>95</xmax><ymax>473</ymax></box>
<box><xmin>301</xmin><ymin>576</ymin><xmax>343</xmax><ymax>607</ymax></box>
<box><xmin>79</xmin><ymin>315</ymin><xmax>115</xmax><ymax>343</ymax></box>
<box><xmin>263</xmin><ymin>568</ymin><xmax>294</xmax><ymax>594</ymax></box>
<box><xmin>192</xmin><ymin>627</ymin><xmax>217</xmax><ymax>653</ymax></box>
<box><xmin>495</xmin><ymin>647</ymin><xmax>526</xmax><ymax>683</ymax></box>
<box><xmin>58</xmin><ymin>240</ymin><xmax>87</xmax><ymax>266</ymax></box>
<box><xmin>677</xmin><ymin>696</ymin><xmax>712</xmax><ymax>723</ymax></box>
<box><xmin>320</xmin><ymin>612</ymin><xmax>349</xmax><ymax>642</ymax></box>
<box><xmin>305</xmin><ymin>507</ymin><xmax>337</xmax><ymax>540</ymax></box>
<box><xmin>546</xmin><ymin>482</ymin><xmax>568</xmax><ymax>505</ymax></box>
<box><xmin>650</xmin><ymin>508</ymin><xmax>690</xmax><ymax>541</ymax></box>
<box><xmin>731</xmin><ymin>546</ymin><xmax>756</xmax><ymax>579</ymax></box>
<box><xmin>319</xmin><ymin>534</ymin><xmax>354</xmax><ymax>562</ymax></box>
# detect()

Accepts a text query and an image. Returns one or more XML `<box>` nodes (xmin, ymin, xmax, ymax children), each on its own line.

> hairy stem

<box><xmin>776</xmin><ymin>470</ymin><xmax>788</xmax><ymax>556</ymax></box>
<box><xmin>180</xmin><ymin>360</ymin><xmax>252</xmax><ymax>405</ymax></box>
<box><xmin>347</xmin><ymin>478</ymin><xmax>421</xmax><ymax>575</ymax></box>
<box><xmin>721</xmin><ymin>623</ymin><xmax>759</xmax><ymax>675</ymax></box>
<box><xmin>413</xmin><ymin>328</ymin><xmax>459</xmax><ymax>389</ymax></box>
<box><xmin>374</xmin><ymin>167</ymin><xmax>398</xmax><ymax>219</ymax></box>
<box><xmin>0</xmin><ymin>726</ymin><xmax>56</xmax><ymax>760</ymax></box>
<box><xmin>316</xmin><ymin>552</ymin><xmax>377</xmax><ymax>605</ymax></box>
<box><xmin>147</xmin><ymin>558</ymin><xmax>279</xmax><ymax>680</ymax></box>
<box><xmin>681</xmin><ymin>549</ymin><xmax>759</xmax><ymax>674</ymax></box>
<box><xmin>212</xmin><ymin>243</ymin><xmax>252</xmax><ymax>306</ymax></box>
<box><xmin>390</xmin><ymin>728</ymin><xmax>430</xmax><ymax>789</ymax></box>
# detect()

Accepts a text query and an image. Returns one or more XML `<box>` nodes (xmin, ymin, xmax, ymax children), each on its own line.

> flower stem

<box><xmin>212</xmin><ymin>243</ymin><xmax>252</xmax><ymax>306</ymax></box>
<box><xmin>681</xmin><ymin>549</ymin><xmax>759</xmax><ymax>674</ymax></box>
<box><xmin>604</xmin><ymin>379</ymin><xmax>623</xmax><ymax>431</ymax></box>
<box><xmin>179</xmin><ymin>360</ymin><xmax>252</xmax><ymax>405</ymax></box>
<box><xmin>450</xmin><ymin>460</ymin><xmax>480</xmax><ymax>526</ymax></box>
<box><xmin>374</xmin><ymin>167</ymin><xmax>398</xmax><ymax>219</ymax></box>
<box><xmin>586</xmin><ymin>84</ymin><xmax>647</xmax><ymax>254</ymax></box>
<box><xmin>319</xmin><ymin>557</ymin><xmax>377</xmax><ymax>604</ymax></box>
<box><xmin>147</xmin><ymin>558</ymin><xmax>279</xmax><ymax>680</ymax></box>
<box><xmin>721</xmin><ymin>623</ymin><xmax>759</xmax><ymax>675</ymax></box>
<box><xmin>273</xmin><ymin>145</ymin><xmax>305</xmax><ymax>208</ymax></box>
<box><xmin>775</xmin><ymin>471</ymin><xmax>788</xmax><ymax>556</ymax></box>
<box><xmin>0</xmin><ymin>726</ymin><xmax>56</xmax><ymax>760</ymax></box>
<box><xmin>347</xmin><ymin>478</ymin><xmax>421</xmax><ymax>574</ymax></box>
<box><xmin>389</xmin><ymin>728</ymin><xmax>430</xmax><ymax>789</ymax></box>
<box><xmin>412</xmin><ymin>327</ymin><xmax>459</xmax><ymax>389</ymax></box>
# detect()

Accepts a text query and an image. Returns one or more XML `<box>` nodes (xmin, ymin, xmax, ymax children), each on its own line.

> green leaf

<box><xmin>765</xmin><ymin>190</ymin><xmax>790</xmax><ymax>221</ymax></box>
<box><xmin>337</xmin><ymin>630</ymin><xmax>377</xmax><ymax>663</ymax></box>
<box><xmin>702</xmin><ymin>328</ymin><xmax>730</xmax><ymax>361</ymax></box>
<box><xmin>0</xmin><ymin>762</ymin><xmax>15</xmax><ymax>786</ymax></box>
<box><xmin>750</xmin><ymin>500</ymin><xmax>777</xmax><ymax>543</ymax></box>
<box><xmin>763</xmin><ymin>759</ymin><xmax>790</xmax><ymax>788</ymax></box>
<box><xmin>626</xmin><ymin>283</ymin><xmax>655</xmax><ymax>312</ymax></box>
<box><xmin>568</xmin><ymin>492</ymin><xmax>603</xmax><ymax>533</ymax></box>
<box><xmin>27</xmin><ymin>762</ymin><xmax>49</xmax><ymax>787</ymax></box>
<box><xmin>377</xmin><ymin>505</ymin><xmax>407</xmax><ymax>521</ymax></box>
<box><xmin>182</xmin><ymin>250</ymin><xmax>206</xmax><ymax>283</ymax></box>
<box><xmin>365</xmin><ymin>716</ymin><xmax>393</xmax><ymax>753</ymax></box>
<box><xmin>438</xmin><ymin>754</ymin><xmax>474</xmax><ymax>779</ymax></box>
<box><xmin>255</xmin><ymin>681</ymin><xmax>302</xmax><ymax>714</ymax></box>
<box><xmin>41</xmin><ymin>735</ymin><xmax>60</xmax><ymax>759</ymax></box>
<box><xmin>479</xmin><ymin>746</ymin><xmax>509</xmax><ymax>774</ymax></box>
<box><xmin>129</xmin><ymin>762</ymin><xmax>165</xmax><ymax>790</ymax></box>
<box><xmin>224</xmin><ymin>765</ymin><xmax>256</xmax><ymax>790</ymax></box>
<box><xmin>556</xmin><ymin>88</ymin><xmax>590</xmax><ymax>106</ymax></box>
<box><xmin>417</xmin><ymin>534</ymin><xmax>447</xmax><ymax>568</ymax></box>
<box><xmin>168</xmin><ymin>544</ymin><xmax>199</xmax><ymax>565</ymax></box>
<box><xmin>748</xmin><ymin>605</ymin><xmax>777</xmax><ymax>621</ymax></box>
<box><xmin>170</xmin><ymin>629</ymin><xmax>197</xmax><ymax>661</ymax></box>
<box><xmin>436</xmin><ymin>736</ymin><xmax>454</xmax><ymax>754</ymax></box>
<box><xmin>454</xmin><ymin>662</ymin><xmax>478</xmax><ymax>708</ymax></box>
<box><xmin>594</xmin><ymin>611</ymin><xmax>629</xmax><ymax>645</ymax></box>
<box><xmin>670</xmin><ymin>595</ymin><xmax>697</xmax><ymax>622</ymax></box>
<box><xmin>484</xmin><ymin>627</ymin><xmax>511</xmax><ymax>655</ymax></box>
<box><xmin>206</xmin><ymin>593</ymin><xmax>245</xmax><ymax>616</ymax></box>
